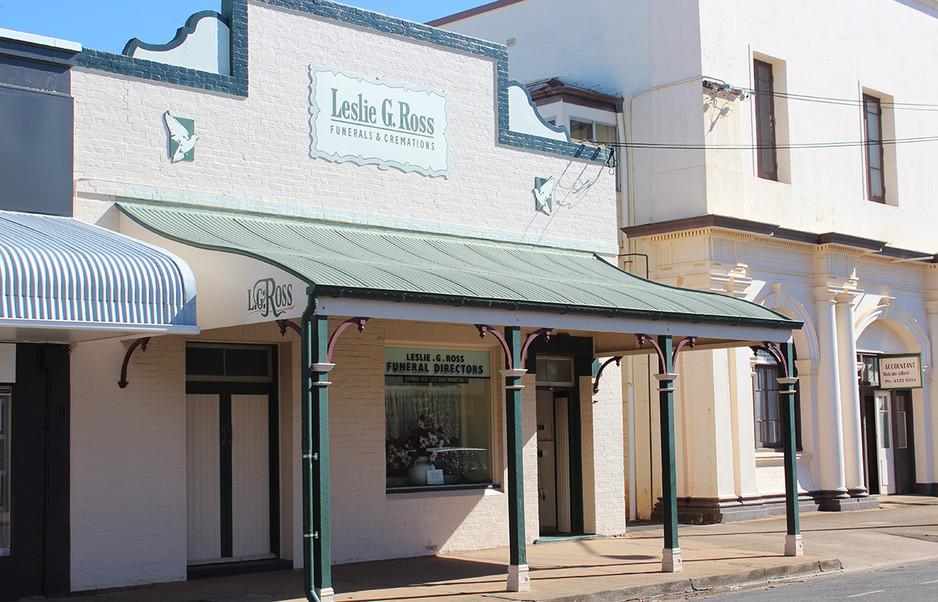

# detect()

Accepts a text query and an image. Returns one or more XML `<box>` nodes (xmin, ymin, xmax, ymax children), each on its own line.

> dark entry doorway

<box><xmin>863</xmin><ymin>390</ymin><xmax>915</xmax><ymax>495</ymax></box>
<box><xmin>0</xmin><ymin>344</ymin><xmax>70</xmax><ymax>601</ymax></box>
<box><xmin>535</xmin><ymin>357</ymin><xmax>584</xmax><ymax>536</ymax></box>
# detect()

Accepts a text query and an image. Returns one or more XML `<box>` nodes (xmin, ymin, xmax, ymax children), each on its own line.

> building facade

<box><xmin>439</xmin><ymin>0</ymin><xmax>938</xmax><ymax>521</ymax></box>
<box><xmin>1</xmin><ymin>1</ymin><xmax>802</xmax><ymax>599</ymax></box>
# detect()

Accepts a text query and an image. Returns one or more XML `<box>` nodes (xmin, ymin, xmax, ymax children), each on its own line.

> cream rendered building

<box><xmin>439</xmin><ymin>0</ymin><xmax>938</xmax><ymax>521</ymax></box>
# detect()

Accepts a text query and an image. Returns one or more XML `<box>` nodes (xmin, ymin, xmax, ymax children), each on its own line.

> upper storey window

<box><xmin>753</xmin><ymin>59</ymin><xmax>778</xmax><ymax>181</ymax></box>
<box><xmin>570</xmin><ymin>119</ymin><xmax>617</xmax><ymax>144</ymax></box>
<box><xmin>863</xmin><ymin>94</ymin><xmax>886</xmax><ymax>203</ymax></box>
<box><xmin>860</xmin><ymin>89</ymin><xmax>897</xmax><ymax>205</ymax></box>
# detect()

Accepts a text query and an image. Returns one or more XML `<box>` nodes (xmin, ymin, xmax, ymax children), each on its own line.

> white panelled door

<box><xmin>186</xmin><ymin>392</ymin><xmax>272</xmax><ymax>564</ymax></box>
<box><xmin>231</xmin><ymin>394</ymin><xmax>270</xmax><ymax>558</ymax></box>
<box><xmin>875</xmin><ymin>391</ymin><xmax>896</xmax><ymax>495</ymax></box>
<box><xmin>186</xmin><ymin>395</ymin><xmax>222</xmax><ymax>563</ymax></box>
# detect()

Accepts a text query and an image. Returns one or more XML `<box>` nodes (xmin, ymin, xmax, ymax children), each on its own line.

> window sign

<box><xmin>879</xmin><ymin>354</ymin><xmax>922</xmax><ymax>389</ymax></box>
<box><xmin>309</xmin><ymin>65</ymin><xmax>450</xmax><ymax>178</ymax></box>
<box><xmin>1</xmin><ymin>386</ymin><xmax>11</xmax><ymax>556</ymax></box>
<box><xmin>385</xmin><ymin>347</ymin><xmax>491</xmax><ymax>488</ymax></box>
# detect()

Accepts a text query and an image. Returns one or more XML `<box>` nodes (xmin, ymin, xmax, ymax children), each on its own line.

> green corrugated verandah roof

<box><xmin>116</xmin><ymin>200</ymin><xmax>799</xmax><ymax>335</ymax></box>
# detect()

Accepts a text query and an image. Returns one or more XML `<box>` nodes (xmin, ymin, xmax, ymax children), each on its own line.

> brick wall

<box><xmin>71</xmin><ymin>2</ymin><xmax>617</xmax><ymax>254</ymax></box>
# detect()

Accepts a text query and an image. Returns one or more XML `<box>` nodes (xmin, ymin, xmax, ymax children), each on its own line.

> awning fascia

<box><xmin>312</xmin><ymin>285</ymin><xmax>797</xmax><ymax>332</ymax></box>
<box><xmin>314</xmin><ymin>297</ymin><xmax>795</xmax><ymax>344</ymax></box>
<box><xmin>0</xmin><ymin>210</ymin><xmax>199</xmax><ymax>343</ymax></box>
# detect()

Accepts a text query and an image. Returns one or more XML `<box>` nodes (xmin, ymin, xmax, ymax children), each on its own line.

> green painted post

<box><xmin>657</xmin><ymin>335</ymin><xmax>681</xmax><ymax>572</ymax></box>
<box><xmin>504</xmin><ymin>326</ymin><xmax>529</xmax><ymax>591</ymax></box>
<box><xmin>780</xmin><ymin>342</ymin><xmax>802</xmax><ymax>556</ymax></box>
<box><xmin>302</xmin><ymin>295</ymin><xmax>333</xmax><ymax>602</ymax></box>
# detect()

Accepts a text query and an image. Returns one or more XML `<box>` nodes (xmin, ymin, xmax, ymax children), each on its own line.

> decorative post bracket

<box><xmin>750</xmin><ymin>341</ymin><xmax>790</xmax><ymax>377</ymax></box>
<box><xmin>476</xmin><ymin>324</ymin><xmax>513</xmax><ymax>369</ymax></box>
<box><xmin>478</xmin><ymin>325</ymin><xmax>552</xmax><ymax>371</ymax></box>
<box><xmin>276</xmin><ymin>319</ymin><xmax>302</xmax><ymax>337</ymax></box>
<box><xmin>637</xmin><ymin>334</ymin><xmax>697</xmax><ymax>373</ymax></box>
<box><xmin>326</xmin><ymin>317</ymin><xmax>368</xmax><ymax>363</ymax></box>
<box><xmin>118</xmin><ymin>337</ymin><xmax>151</xmax><ymax>389</ymax></box>
<box><xmin>593</xmin><ymin>356</ymin><xmax>622</xmax><ymax>396</ymax></box>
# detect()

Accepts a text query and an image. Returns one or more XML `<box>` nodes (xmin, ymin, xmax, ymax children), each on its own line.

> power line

<box><xmin>596</xmin><ymin>135</ymin><xmax>938</xmax><ymax>150</ymax></box>
<box><xmin>744</xmin><ymin>89</ymin><xmax>938</xmax><ymax>112</ymax></box>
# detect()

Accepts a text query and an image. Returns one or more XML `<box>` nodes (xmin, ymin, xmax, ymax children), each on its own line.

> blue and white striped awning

<box><xmin>0</xmin><ymin>210</ymin><xmax>198</xmax><ymax>342</ymax></box>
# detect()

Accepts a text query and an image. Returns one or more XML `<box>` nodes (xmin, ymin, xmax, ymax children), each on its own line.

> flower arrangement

<box><xmin>386</xmin><ymin>414</ymin><xmax>455</xmax><ymax>471</ymax></box>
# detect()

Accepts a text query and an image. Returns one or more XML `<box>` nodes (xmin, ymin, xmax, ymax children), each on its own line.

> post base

<box><xmin>662</xmin><ymin>547</ymin><xmax>683</xmax><ymax>572</ymax></box>
<box><xmin>507</xmin><ymin>564</ymin><xmax>530</xmax><ymax>592</ymax></box>
<box><xmin>314</xmin><ymin>587</ymin><xmax>335</xmax><ymax>602</ymax></box>
<box><xmin>784</xmin><ymin>534</ymin><xmax>803</xmax><ymax>557</ymax></box>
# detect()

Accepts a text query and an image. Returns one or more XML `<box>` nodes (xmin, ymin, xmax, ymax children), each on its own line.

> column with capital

<box><xmin>813</xmin><ymin>287</ymin><xmax>849</xmax><ymax>504</ymax></box>
<box><xmin>923</xmin><ymin>297</ymin><xmax>938</xmax><ymax>493</ymax></box>
<box><xmin>835</xmin><ymin>292</ymin><xmax>867</xmax><ymax>497</ymax></box>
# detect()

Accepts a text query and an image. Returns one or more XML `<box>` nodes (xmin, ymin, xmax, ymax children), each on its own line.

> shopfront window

<box><xmin>0</xmin><ymin>387</ymin><xmax>10</xmax><ymax>556</ymax></box>
<box><xmin>385</xmin><ymin>348</ymin><xmax>492</xmax><ymax>489</ymax></box>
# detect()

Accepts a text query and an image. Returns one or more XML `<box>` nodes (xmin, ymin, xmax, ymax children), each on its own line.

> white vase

<box><xmin>408</xmin><ymin>456</ymin><xmax>434</xmax><ymax>485</ymax></box>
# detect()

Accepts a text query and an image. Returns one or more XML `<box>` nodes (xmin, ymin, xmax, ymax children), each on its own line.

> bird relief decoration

<box><xmin>533</xmin><ymin>176</ymin><xmax>555</xmax><ymax>215</ymax></box>
<box><xmin>163</xmin><ymin>111</ymin><xmax>198</xmax><ymax>162</ymax></box>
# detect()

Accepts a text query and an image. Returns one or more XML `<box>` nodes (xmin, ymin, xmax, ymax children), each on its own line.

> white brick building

<box><xmin>438</xmin><ymin>0</ymin><xmax>938</xmax><ymax>521</ymax></box>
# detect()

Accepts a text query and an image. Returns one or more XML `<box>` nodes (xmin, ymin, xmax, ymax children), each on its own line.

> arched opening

<box><xmin>857</xmin><ymin>319</ymin><xmax>921</xmax><ymax>495</ymax></box>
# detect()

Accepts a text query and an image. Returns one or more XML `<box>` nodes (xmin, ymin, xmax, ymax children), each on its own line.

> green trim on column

<box><xmin>780</xmin><ymin>342</ymin><xmax>800</xmax><ymax>538</ymax></box>
<box><xmin>505</xmin><ymin>326</ymin><xmax>526</xmax><ymax>567</ymax></box>
<box><xmin>658</xmin><ymin>335</ymin><xmax>679</xmax><ymax>551</ymax></box>
<box><xmin>302</xmin><ymin>295</ymin><xmax>331</xmax><ymax>601</ymax></box>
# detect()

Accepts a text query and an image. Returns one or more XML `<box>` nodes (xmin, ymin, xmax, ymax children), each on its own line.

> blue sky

<box><xmin>0</xmin><ymin>1</ymin><xmax>486</xmax><ymax>53</ymax></box>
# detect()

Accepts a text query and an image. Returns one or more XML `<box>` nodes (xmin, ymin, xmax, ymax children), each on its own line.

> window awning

<box><xmin>117</xmin><ymin>200</ymin><xmax>799</xmax><ymax>353</ymax></box>
<box><xmin>0</xmin><ymin>210</ymin><xmax>198</xmax><ymax>343</ymax></box>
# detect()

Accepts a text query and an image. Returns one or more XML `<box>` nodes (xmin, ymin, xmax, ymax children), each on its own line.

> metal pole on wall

<box><xmin>502</xmin><ymin>326</ymin><xmax>530</xmax><ymax>592</ymax></box>
<box><xmin>779</xmin><ymin>341</ymin><xmax>802</xmax><ymax>556</ymax></box>
<box><xmin>655</xmin><ymin>335</ymin><xmax>681</xmax><ymax>572</ymax></box>
<box><xmin>302</xmin><ymin>294</ymin><xmax>334</xmax><ymax>602</ymax></box>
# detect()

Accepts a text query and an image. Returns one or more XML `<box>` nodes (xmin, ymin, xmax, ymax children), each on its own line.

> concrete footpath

<box><xmin>51</xmin><ymin>495</ymin><xmax>938</xmax><ymax>602</ymax></box>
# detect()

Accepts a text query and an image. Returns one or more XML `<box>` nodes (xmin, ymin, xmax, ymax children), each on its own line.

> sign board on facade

<box><xmin>879</xmin><ymin>354</ymin><xmax>923</xmax><ymax>389</ymax></box>
<box><xmin>309</xmin><ymin>65</ymin><xmax>450</xmax><ymax>177</ymax></box>
<box><xmin>0</xmin><ymin>344</ymin><xmax>14</xmax><ymax>382</ymax></box>
<box><xmin>385</xmin><ymin>347</ymin><xmax>489</xmax><ymax>384</ymax></box>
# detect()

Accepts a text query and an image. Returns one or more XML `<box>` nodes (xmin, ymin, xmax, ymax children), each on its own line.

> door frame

<box><xmin>185</xmin><ymin>346</ymin><xmax>281</xmax><ymax>566</ymax></box>
<box><xmin>891</xmin><ymin>390</ymin><xmax>916</xmax><ymax>494</ymax></box>
<box><xmin>862</xmin><ymin>388</ymin><xmax>915</xmax><ymax>495</ymax></box>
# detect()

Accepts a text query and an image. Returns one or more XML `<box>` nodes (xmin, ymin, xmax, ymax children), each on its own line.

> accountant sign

<box><xmin>309</xmin><ymin>65</ymin><xmax>450</xmax><ymax>177</ymax></box>
<box><xmin>879</xmin><ymin>354</ymin><xmax>923</xmax><ymax>389</ymax></box>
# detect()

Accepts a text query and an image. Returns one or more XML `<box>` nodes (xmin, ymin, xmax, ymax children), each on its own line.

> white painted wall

<box><xmin>699</xmin><ymin>0</ymin><xmax>938</xmax><ymax>251</ymax></box>
<box><xmin>70</xmin><ymin>337</ymin><xmax>188</xmax><ymax>590</ymax></box>
<box><xmin>444</xmin><ymin>0</ymin><xmax>938</xmax><ymax>250</ymax></box>
<box><xmin>73</xmin><ymin>2</ymin><xmax>617</xmax><ymax>255</ymax></box>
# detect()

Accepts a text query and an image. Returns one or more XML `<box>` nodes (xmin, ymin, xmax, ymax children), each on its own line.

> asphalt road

<box><xmin>686</xmin><ymin>558</ymin><xmax>938</xmax><ymax>600</ymax></box>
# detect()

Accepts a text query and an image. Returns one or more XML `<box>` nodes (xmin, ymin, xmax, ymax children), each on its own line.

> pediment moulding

<box><xmin>811</xmin><ymin>282</ymin><xmax>860</xmax><ymax>302</ymax></box>
<box><xmin>622</xmin><ymin>215</ymin><xmax>936</xmax><ymax>264</ymax></box>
